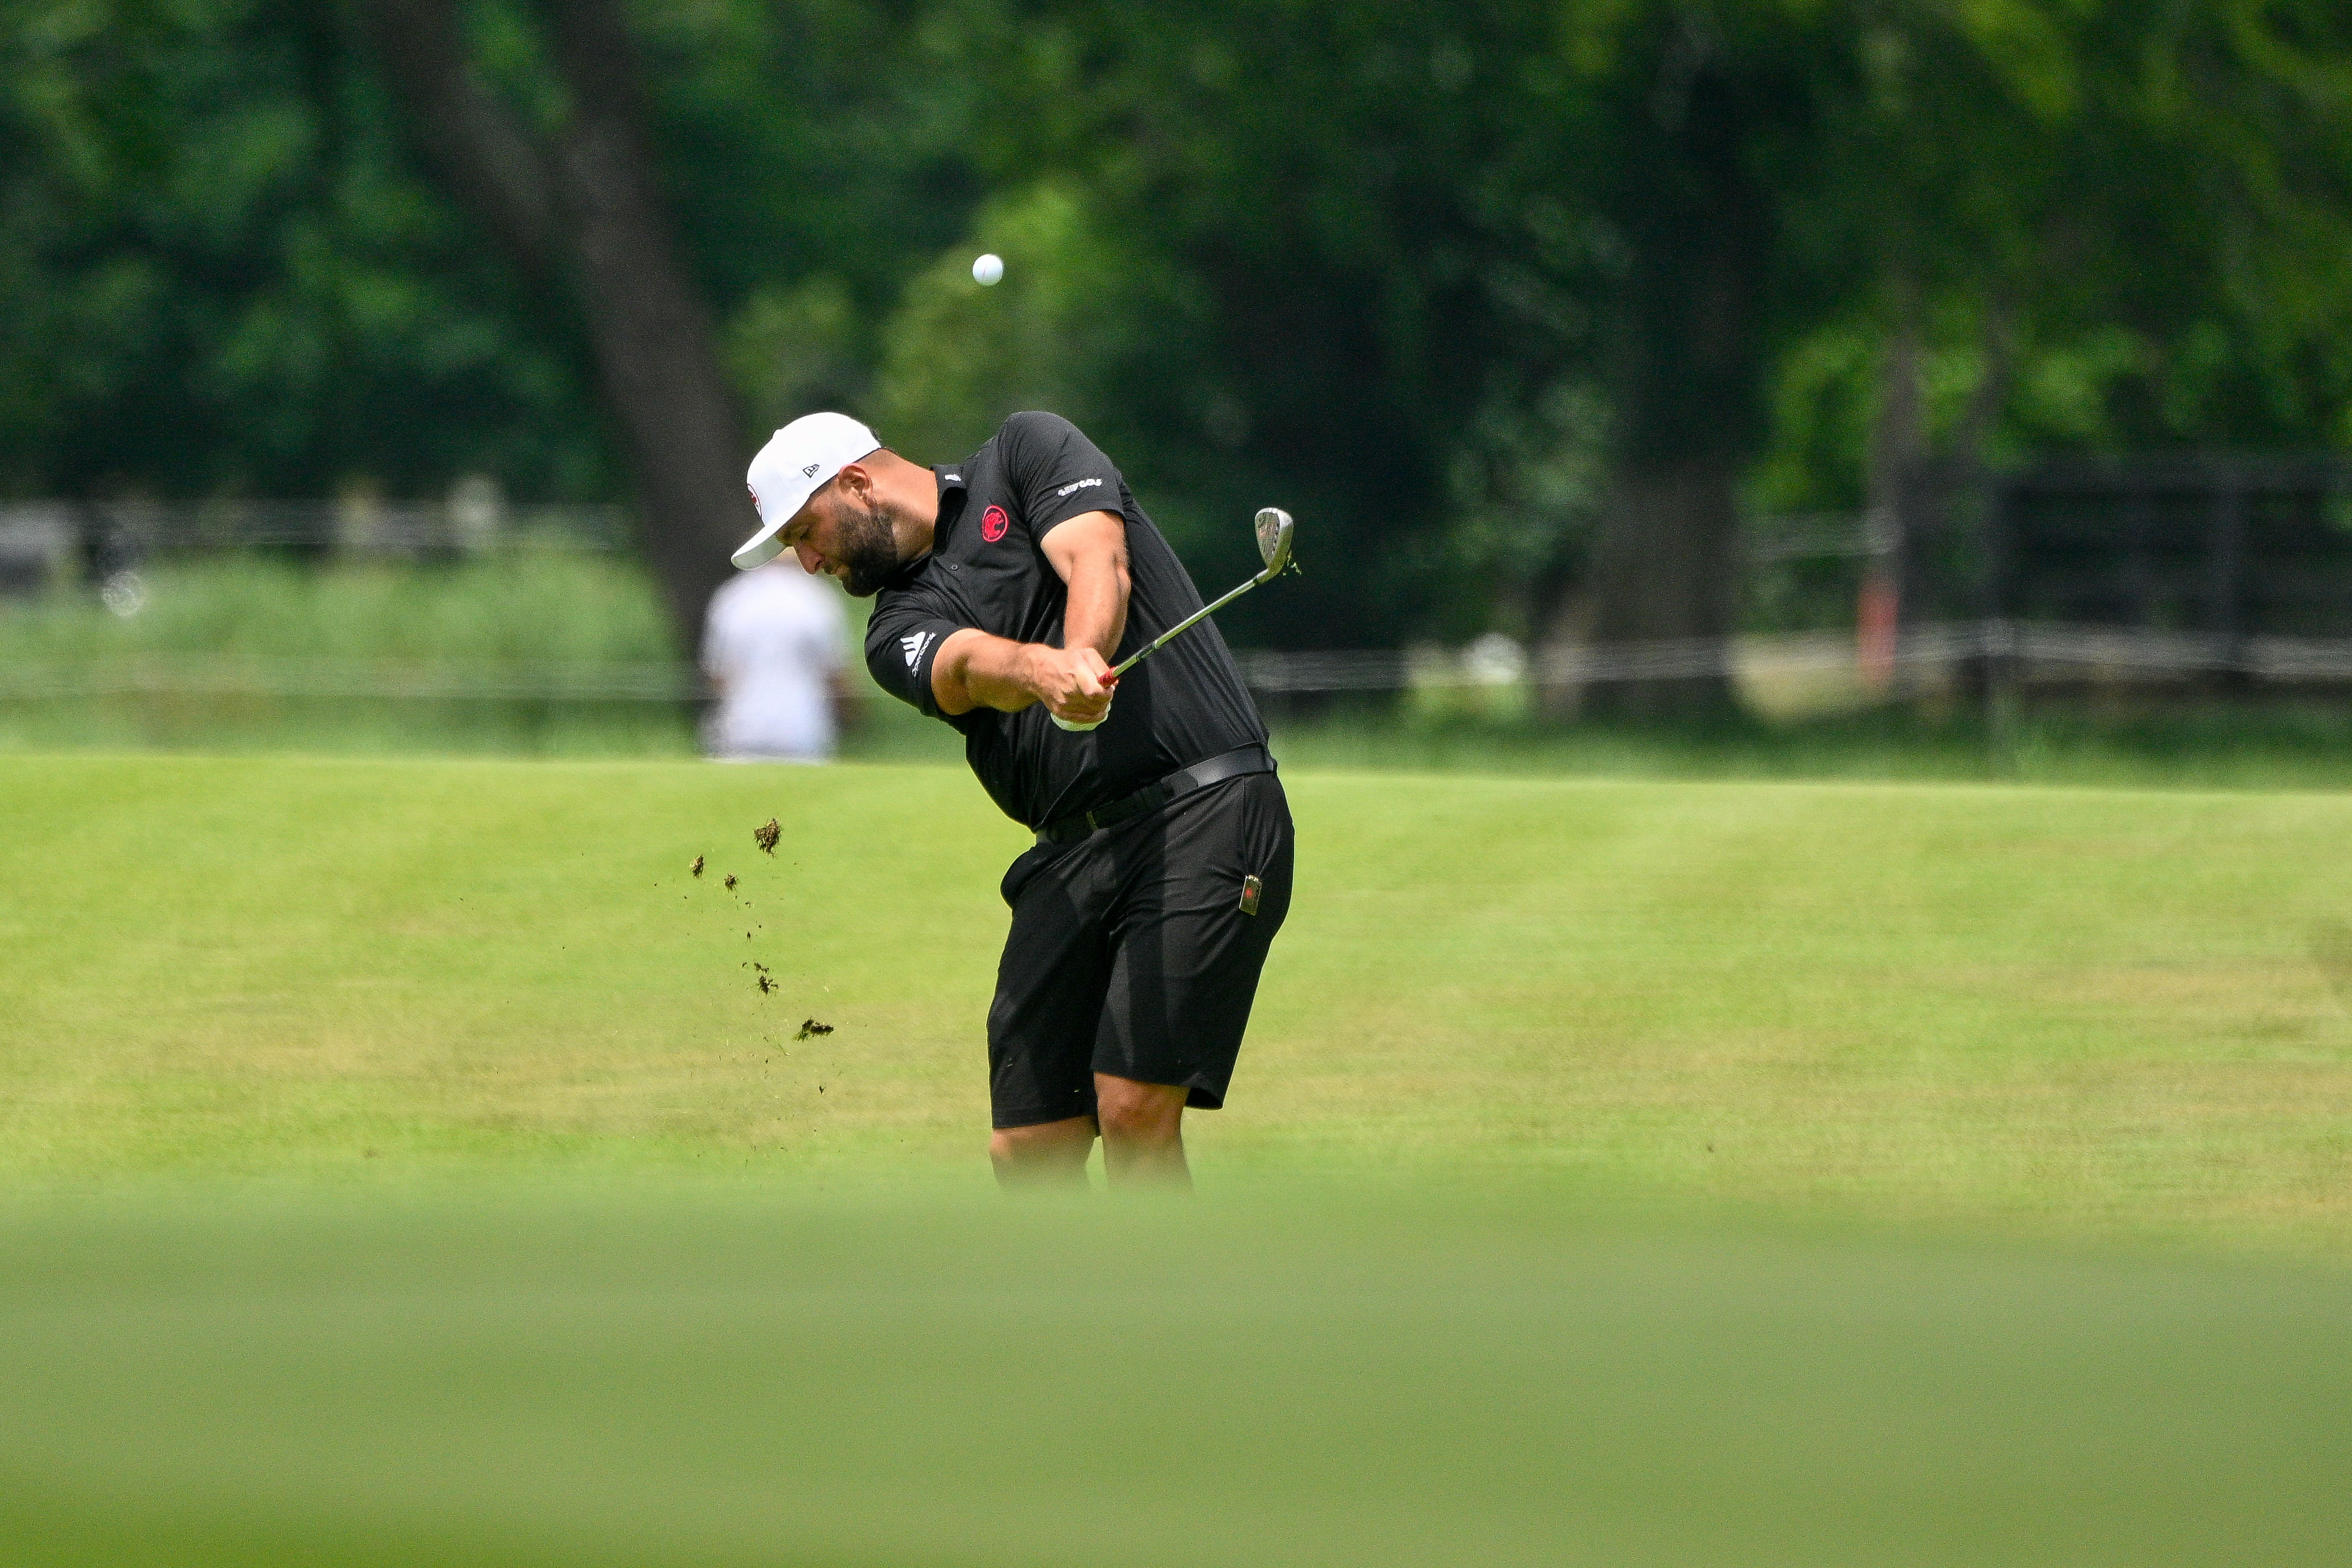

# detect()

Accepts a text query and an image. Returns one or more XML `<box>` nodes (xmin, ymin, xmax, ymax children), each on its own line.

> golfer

<box><xmin>735</xmin><ymin>411</ymin><xmax>1293</xmax><ymax>1188</ymax></box>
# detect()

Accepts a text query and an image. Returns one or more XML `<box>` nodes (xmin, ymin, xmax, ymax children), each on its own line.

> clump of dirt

<box><xmin>723</xmin><ymin>874</ymin><xmax>737</xmax><ymax>891</ymax></box>
<box><xmin>691</xmin><ymin>855</ymin><xmax>705</xmax><ymax>878</ymax></box>
<box><xmin>754</xmin><ymin>818</ymin><xmax>781</xmax><ymax>854</ymax></box>
<box><xmin>797</xmin><ymin>1018</ymin><xmax>833</xmax><ymax>1040</ymax></box>
<box><xmin>757</xmin><ymin>974</ymin><xmax>776</xmax><ymax>995</ymax></box>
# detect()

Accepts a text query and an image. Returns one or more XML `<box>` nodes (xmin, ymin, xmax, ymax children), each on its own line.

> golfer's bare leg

<box><xmin>990</xmin><ymin>1117</ymin><xmax>1095</xmax><ymax>1189</ymax></box>
<box><xmin>1095</xmin><ymin>1074</ymin><xmax>1191</xmax><ymax>1189</ymax></box>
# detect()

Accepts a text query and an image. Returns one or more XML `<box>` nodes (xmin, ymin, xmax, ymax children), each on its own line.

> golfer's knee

<box><xmin>990</xmin><ymin>1117</ymin><xmax>1094</xmax><ymax>1169</ymax></box>
<box><xmin>1094</xmin><ymin>1077</ymin><xmax>1185</xmax><ymax>1145</ymax></box>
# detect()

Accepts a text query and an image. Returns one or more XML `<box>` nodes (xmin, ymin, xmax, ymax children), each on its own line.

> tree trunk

<box><xmin>1583</xmin><ymin>461</ymin><xmax>1743</xmax><ymax>713</ymax></box>
<box><xmin>355</xmin><ymin>0</ymin><xmax>746</xmax><ymax>646</ymax></box>
<box><xmin>1860</xmin><ymin>278</ymin><xmax>1926</xmax><ymax>691</ymax></box>
<box><xmin>1866</xmin><ymin>281</ymin><xmax>1927</xmax><ymax>519</ymax></box>
<box><xmin>1579</xmin><ymin>32</ymin><xmax>1771</xmax><ymax>719</ymax></box>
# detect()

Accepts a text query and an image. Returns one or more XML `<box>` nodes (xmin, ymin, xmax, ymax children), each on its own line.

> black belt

<box><xmin>1035</xmin><ymin>744</ymin><xmax>1274</xmax><ymax>845</ymax></box>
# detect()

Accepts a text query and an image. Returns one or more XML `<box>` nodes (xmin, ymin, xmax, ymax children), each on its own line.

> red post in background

<box><xmin>1857</xmin><ymin>572</ymin><xmax>1899</xmax><ymax>690</ymax></box>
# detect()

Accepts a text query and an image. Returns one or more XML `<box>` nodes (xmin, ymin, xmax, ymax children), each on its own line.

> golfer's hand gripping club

<box><xmin>1051</xmin><ymin>508</ymin><xmax>1298</xmax><ymax>732</ymax></box>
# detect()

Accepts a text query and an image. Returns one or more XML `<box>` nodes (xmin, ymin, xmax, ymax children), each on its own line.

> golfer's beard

<box><xmin>835</xmin><ymin>499</ymin><xmax>902</xmax><ymax>597</ymax></box>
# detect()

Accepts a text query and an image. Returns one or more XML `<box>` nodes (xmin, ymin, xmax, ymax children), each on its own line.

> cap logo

<box><xmin>981</xmin><ymin>505</ymin><xmax>1009</xmax><ymax>543</ymax></box>
<box><xmin>802</xmin><ymin>462</ymin><xmax>820</xmax><ymax>478</ymax></box>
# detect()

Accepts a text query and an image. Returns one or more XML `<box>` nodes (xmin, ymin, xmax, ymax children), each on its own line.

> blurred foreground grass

<box><xmin>1</xmin><ymin>1187</ymin><xmax>2346</xmax><ymax>1567</ymax></box>
<box><xmin>7</xmin><ymin>749</ymin><xmax>2351</xmax><ymax>1564</ymax></box>
<box><xmin>6</xmin><ymin>753</ymin><xmax>2351</xmax><ymax>1255</ymax></box>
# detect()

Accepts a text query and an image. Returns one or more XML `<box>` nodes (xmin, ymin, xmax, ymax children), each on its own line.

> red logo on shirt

<box><xmin>980</xmin><ymin>504</ymin><xmax>1009</xmax><ymax>543</ymax></box>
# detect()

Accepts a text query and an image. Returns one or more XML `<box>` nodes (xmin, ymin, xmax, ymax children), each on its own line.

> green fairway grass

<box><xmin>0</xmin><ymin>1188</ymin><xmax>2347</xmax><ymax>1568</ymax></box>
<box><xmin>4</xmin><ymin>753</ymin><xmax>2350</xmax><ymax>1254</ymax></box>
<box><xmin>7</xmin><ymin>753</ymin><xmax>2351</xmax><ymax>1565</ymax></box>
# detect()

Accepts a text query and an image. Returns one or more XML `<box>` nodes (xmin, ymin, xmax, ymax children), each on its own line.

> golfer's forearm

<box><xmin>931</xmin><ymin>629</ymin><xmax>1044</xmax><ymax>715</ymax></box>
<box><xmin>1041</xmin><ymin>510</ymin><xmax>1129</xmax><ymax>663</ymax></box>
<box><xmin>1060</xmin><ymin>551</ymin><xmax>1128</xmax><ymax>664</ymax></box>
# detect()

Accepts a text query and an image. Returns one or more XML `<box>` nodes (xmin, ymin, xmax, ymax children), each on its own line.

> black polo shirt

<box><xmin>864</xmin><ymin>411</ymin><xmax>1267</xmax><ymax>830</ymax></box>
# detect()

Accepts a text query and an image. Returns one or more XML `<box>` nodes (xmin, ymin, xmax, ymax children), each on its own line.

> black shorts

<box><xmin>987</xmin><ymin>770</ymin><xmax>1294</xmax><ymax>1128</ymax></box>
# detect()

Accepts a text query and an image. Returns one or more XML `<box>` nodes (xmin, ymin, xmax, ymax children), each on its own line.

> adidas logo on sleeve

<box><xmin>901</xmin><ymin>630</ymin><xmax>934</xmax><ymax>671</ymax></box>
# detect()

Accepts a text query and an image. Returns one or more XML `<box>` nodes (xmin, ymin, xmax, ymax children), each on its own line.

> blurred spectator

<box><xmin>0</xmin><ymin>505</ymin><xmax>69</xmax><ymax>598</ymax></box>
<box><xmin>700</xmin><ymin>562</ymin><xmax>856</xmax><ymax>762</ymax></box>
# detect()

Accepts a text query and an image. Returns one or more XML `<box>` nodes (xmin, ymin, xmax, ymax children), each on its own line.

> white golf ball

<box><xmin>972</xmin><ymin>252</ymin><xmax>1004</xmax><ymax>286</ymax></box>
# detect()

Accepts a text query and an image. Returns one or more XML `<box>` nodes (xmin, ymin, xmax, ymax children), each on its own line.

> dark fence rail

<box><xmin>1897</xmin><ymin>455</ymin><xmax>2352</xmax><ymax>643</ymax></box>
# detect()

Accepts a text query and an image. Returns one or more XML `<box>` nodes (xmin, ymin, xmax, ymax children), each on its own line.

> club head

<box><xmin>1253</xmin><ymin>507</ymin><xmax>1296</xmax><ymax>581</ymax></box>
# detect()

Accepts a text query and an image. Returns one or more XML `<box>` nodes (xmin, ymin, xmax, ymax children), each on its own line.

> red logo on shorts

<box><xmin>980</xmin><ymin>504</ymin><xmax>1009</xmax><ymax>543</ymax></box>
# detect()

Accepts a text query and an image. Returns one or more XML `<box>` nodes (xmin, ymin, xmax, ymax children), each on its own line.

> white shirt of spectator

<box><xmin>700</xmin><ymin>562</ymin><xmax>848</xmax><ymax>762</ymax></box>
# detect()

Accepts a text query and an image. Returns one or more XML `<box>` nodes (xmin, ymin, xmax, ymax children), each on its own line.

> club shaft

<box><xmin>1109</xmin><ymin>571</ymin><xmax>1266</xmax><ymax>678</ymax></box>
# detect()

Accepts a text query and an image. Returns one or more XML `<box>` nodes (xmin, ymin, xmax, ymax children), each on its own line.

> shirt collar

<box><xmin>880</xmin><ymin>465</ymin><xmax>966</xmax><ymax>590</ymax></box>
<box><xmin>930</xmin><ymin>463</ymin><xmax>970</xmax><ymax>543</ymax></box>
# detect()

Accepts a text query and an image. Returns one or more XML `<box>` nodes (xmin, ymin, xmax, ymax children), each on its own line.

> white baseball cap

<box><xmin>735</xmin><ymin>412</ymin><xmax>883</xmax><ymax>570</ymax></box>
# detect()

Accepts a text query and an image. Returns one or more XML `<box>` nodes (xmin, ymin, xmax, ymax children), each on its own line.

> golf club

<box><xmin>1052</xmin><ymin>507</ymin><xmax>1298</xmax><ymax>731</ymax></box>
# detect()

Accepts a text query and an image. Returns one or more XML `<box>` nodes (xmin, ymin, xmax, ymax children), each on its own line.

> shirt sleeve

<box><xmin>999</xmin><ymin>411</ymin><xmax>1127</xmax><ymax>539</ymax></box>
<box><xmin>863</xmin><ymin>594</ymin><xmax>962</xmax><ymax>719</ymax></box>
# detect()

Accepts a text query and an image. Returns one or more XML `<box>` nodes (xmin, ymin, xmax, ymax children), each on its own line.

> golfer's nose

<box><xmin>793</xmin><ymin>541</ymin><xmax>824</xmax><ymax>574</ymax></box>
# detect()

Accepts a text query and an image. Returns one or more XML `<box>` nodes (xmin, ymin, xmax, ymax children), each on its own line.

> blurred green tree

<box><xmin>0</xmin><ymin>0</ymin><xmax>988</xmax><ymax>643</ymax></box>
<box><xmin>0</xmin><ymin>0</ymin><xmax>608</xmax><ymax>502</ymax></box>
<box><xmin>354</xmin><ymin>0</ymin><xmax>757</xmax><ymax>639</ymax></box>
<box><xmin>2</xmin><ymin>0</ymin><xmax>2346</xmax><ymax>676</ymax></box>
<box><xmin>891</xmin><ymin>1</ymin><xmax>2352</xmax><ymax>702</ymax></box>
